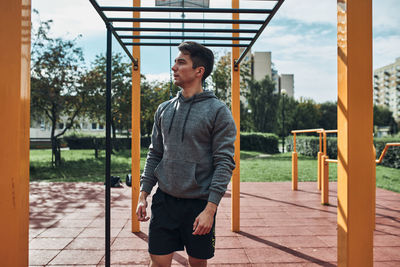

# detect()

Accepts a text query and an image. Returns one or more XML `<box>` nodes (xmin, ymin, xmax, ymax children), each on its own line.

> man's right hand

<box><xmin>136</xmin><ymin>191</ymin><xmax>150</xmax><ymax>222</ymax></box>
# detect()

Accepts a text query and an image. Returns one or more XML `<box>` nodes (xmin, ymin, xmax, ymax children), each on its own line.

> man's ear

<box><xmin>197</xmin><ymin>66</ymin><xmax>205</xmax><ymax>78</ymax></box>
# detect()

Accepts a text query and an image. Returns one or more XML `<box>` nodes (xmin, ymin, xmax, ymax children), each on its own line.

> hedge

<box><xmin>63</xmin><ymin>136</ymin><xmax>150</xmax><ymax>150</ymax></box>
<box><xmin>64</xmin><ymin>132</ymin><xmax>279</xmax><ymax>154</ymax></box>
<box><xmin>240</xmin><ymin>132</ymin><xmax>279</xmax><ymax>154</ymax></box>
<box><xmin>286</xmin><ymin>136</ymin><xmax>400</xmax><ymax>169</ymax></box>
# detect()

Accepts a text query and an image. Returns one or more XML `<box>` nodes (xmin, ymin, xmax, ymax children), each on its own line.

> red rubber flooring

<box><xmin>29</xmin><ymin>182</ymin><xmax>400</xmax><ymax>266</ymax></box>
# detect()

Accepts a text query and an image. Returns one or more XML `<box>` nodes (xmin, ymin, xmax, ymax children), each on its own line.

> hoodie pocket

<box><xmin>154</xmin><ymin>159</ymin><xmax>198</xmax><ymax>192</ymax></box>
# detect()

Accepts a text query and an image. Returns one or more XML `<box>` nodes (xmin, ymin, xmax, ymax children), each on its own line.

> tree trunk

<box><xmin>93</xmin><ymin>138</ymin><xmax>99</xmax><ymax>159</ymax></box>
<box><xmin>51</xmin><ymin>126</ymin><xmax>61</xmax><ymax>167</ymax></box>
<box><xmin>111</xmin><ymin>119</ymin><xmax>117</xmax><ymax>152</ymax></box>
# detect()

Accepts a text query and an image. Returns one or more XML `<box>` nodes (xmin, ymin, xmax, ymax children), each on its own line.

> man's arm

<box><xmin>136</xmin><ymin>191</ymin><xmax>150</xmax><ymax>221</ymax></box>
<box><xmin>192</xmin><ymin>202</ymin><xmax>217</xmax><ymax>235</ymax></box>
<box><xmin>208</xmin><ymin>105</ymin><xmax>237</xmax><ymax>205</ymax></box>
<box><xmin>140</xmin><ymin>104</ymin><xmax>165</xmax><ymax>194</ymax></box>
<box><xmin>193</xmin><ymin>105</ymin><xmax>236</xmax><ymax>235</ymax></box>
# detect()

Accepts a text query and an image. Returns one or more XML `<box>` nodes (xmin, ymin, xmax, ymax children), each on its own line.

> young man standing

<box><xmin>136</xmin><ymin>41</ymin><xmax>236</xmax><ymax>267</ymax></box>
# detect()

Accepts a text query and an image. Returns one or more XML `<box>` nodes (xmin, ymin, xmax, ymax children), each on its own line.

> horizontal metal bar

<box><xmin>326</xmin><ymin>159</ymin><xmax>338</xmax><ymax>163</ymax></box>
<box><xmin>108</xmin><ymin>17</ymin><xmax>265</xmax><ymax>24</ymax></box>
<box><xmin>114</xmin><ymin>27</ymin><xmax>258</xmax><ymax>33</ymax></box>
<box><xmin>89</xmin><ymin>0</ymin><xmax>138</xmax><ymax>67</ymax></box>
<box><xmin>291</xmin><ymin>128</ymin><xmax>324</xmax><ymax>134</ymax></box>
<box><xmin>236</xmin><ymin>0</ymin><xmax>285</xmax><ymax>66</ymax></box>
<box><xmin>123</xmin><ymin>42</ymin><xmax>248</xmax><ymax>47</ymax></box>
<box><xmin>120</xmin><ymin>35</ymin><xmax>253</xmax><ymax>41</ymax></box>
<box><xmin>100</xmin><ymin>6</ymin><xmax>272</xmax><ymax>14</ymax></box>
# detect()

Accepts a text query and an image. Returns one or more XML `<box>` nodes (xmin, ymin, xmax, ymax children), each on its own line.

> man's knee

<box><xmin>188</xmin><ymin>255</ymin><xmax>207</xmax><ymax>267</ymax></box>
<box><xmin>150</xmin><ymin>253</ymin><xmax>173</xmax><ymax>267</ymax></box>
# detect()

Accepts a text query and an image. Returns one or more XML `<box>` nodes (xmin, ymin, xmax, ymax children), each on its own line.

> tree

<box><xmin>211</xmin><ymin>51</ymin><xmax>253</xmax><ymax>131</ymax></box>
<box><xmin>211</xmin><ymin>52</ymin><xmax>231</xmax><ymax>105</ymax></box>
<box><xmin>276</xmin><ymin>94</ymin><xmax>298</xmax><ymax>136</ymax></box>
<box><xmin>247</xmin><ymin>76</ymin><xmax>280</xmax><ymax>133</ymax></box>
<box><xmin>292</xmin><ymin>98</ymin><xmax>321</xmax><ymax>130</ymax></box>
<box><xmin>140</xmin><ymin>78</ymin><xmax>180</xmax><ymax>137</ymax></box>
<box><xmin>374</xmin><ymin>105</ymin><xmax>398</xmax><ymax>134</ymax></box>
<box><xmin>82</xmin><ymin>53</ymin><xmax>132</xmax><ymax>146</ymax></box>
<box><xmin>318</xmin><ymin>101</ymin><xmax>337</xmax><ymax>130</ymax></box>
<box><xmin>31</xmin><ymin>11</ymin><xmax>86</xmax><ymax>166</ymax></box>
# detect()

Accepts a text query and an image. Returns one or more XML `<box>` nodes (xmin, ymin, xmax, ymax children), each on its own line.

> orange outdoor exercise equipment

<box><xmin>0</xmin><ymin>0</ymin><xmax>383</xmax><ymax>266</ymax></box>
<box><xmin>0</xmin><ymin>0</ymin><xmax>31</xmax><ymax>266</ymax></box>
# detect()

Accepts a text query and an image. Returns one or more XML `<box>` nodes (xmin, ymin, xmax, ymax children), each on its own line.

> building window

<box><xmin>92</xmin><ymin>123</ymin><xmax>97</xmax><ymax>130</ymax></box>
<box><xmin>59</xmin><ymin>123</ymin><xmax>64</xmax><ymax>129</ymax></box>
<box><xmin>40</xmin><ymin>119</ymin><xmax>45</xmax><ymax>130</ymax></box>
<box><xmin>99</xmin><ymin>124</ymin><xmax>104</xmax><ymax>130</ymax></box>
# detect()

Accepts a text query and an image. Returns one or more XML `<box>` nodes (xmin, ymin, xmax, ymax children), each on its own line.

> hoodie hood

<box><xmin>177</xmin><ymin>89</ymin><xmax>217</xmax><ymax>103</ymax></box>
<box><xmin>168</xmin><ymin>90</ymin><xmax>217</xmax><ymax>142</ymax></box>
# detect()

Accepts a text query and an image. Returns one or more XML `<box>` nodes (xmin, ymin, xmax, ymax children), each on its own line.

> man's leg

<box><xmin>188</xmin><ymin>255</ymin><xmax>207</xmax><ymax>267</ymax></box>
<box><xmin>150</xmin><ymin>253</ymin><xmax>174</xmax><ymax>267</ymax></box>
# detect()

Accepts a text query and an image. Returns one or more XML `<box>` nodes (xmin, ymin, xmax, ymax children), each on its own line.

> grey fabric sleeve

<box><xmin>140</xmin><ymin>105</ymin><xmax>164</xmax><ymax>194</ymax></box>
<box><xmin>208</xmin><ymin>106</ymin><xmax>237</xmax><ymax>205</ymax></box>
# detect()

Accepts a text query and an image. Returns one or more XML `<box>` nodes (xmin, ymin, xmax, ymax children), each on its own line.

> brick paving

<box><xmin>29</xmin><ymin>182</ymin><xmax>400</xmax><ymax>266</ymax></box>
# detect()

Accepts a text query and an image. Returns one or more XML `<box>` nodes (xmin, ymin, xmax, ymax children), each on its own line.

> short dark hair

<box><xmin>178</xmin><ymin>41</ymin><xmax>214</xmax><ymax>81</ymax></box>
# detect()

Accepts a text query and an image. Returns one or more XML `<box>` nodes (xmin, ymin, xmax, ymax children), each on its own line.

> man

<box><xmin>136</xmin><ymin>41</ymin><xmax>236</xmax><ymax>267</ymax></box>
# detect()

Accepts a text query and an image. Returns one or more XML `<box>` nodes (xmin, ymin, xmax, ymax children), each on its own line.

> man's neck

<box><xmin>181</xmin><ymin>83</ymin><xmax>203</xmax><ymax>99</ymax></box>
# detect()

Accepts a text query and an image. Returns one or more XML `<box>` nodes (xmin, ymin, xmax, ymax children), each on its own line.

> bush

<box><xmin>63</xmin><ymin>136</ymin><xmax>151</xmax><ymax>150</ymax></box>
<box><xmin>241</xmin><ymin>132</ymin><xmax>279</xmax><ymax>154</ymax></box>
<box><xmin>286</xmin><ymin>136</ymin><xmax>400</xmax><ymax>169</ymax></box>
<box><xmin>374</xmin><ymin>138</ymin><xmax>400</xmax><ymax>169</ymax></box>
<box><xmin>64</xmin><ymin>133</ymin><xmax>280</xmax><ymax>154</ymax></box>
<box><xmin>285</xmin><ymin>136</ymin><xmax>337</xmax><ymax>159</ymax></box>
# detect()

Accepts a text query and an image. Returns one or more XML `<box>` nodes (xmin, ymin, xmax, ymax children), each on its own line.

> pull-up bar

<box><xmin>90</xmin><ymin>0</ymin><xmax>284</xmax><ymax>67</ymax></box>
<box><xmin>100</xmin><ymin>6</ymin><xmax>273</xmax><ymax>13</ymax></box>
<box><xmin>88</xmin><ymin>0</ymin><xmax>285</xmax><ymax>266</ymax></box>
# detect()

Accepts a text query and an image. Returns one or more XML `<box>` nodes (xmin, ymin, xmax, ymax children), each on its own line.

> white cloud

<box><xmin>277</xmin><ymin>0</ymin><xmax>336</xmax><ymax>25</ymax></box>
<box><xmin>31</xmin><ymin>0</ymin><xmax>399</xmax><ymax>103</ymax></box>
<box><xmin>145</xmin><ymin>72</ymin><xmax>171</xmax><ymax>82</ymax></box>
<box><xmin>373</xmin><ymin>35</ymin><xmax>400</xmax><ymax>68</ymax></box>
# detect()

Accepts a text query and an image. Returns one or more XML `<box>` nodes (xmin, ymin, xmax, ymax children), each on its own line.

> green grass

<box><xmin>30</xmin><ymin>149</ymin><xmax>400</xmax><ymax>193</ymax></box>
<box><xmin>30</xmin><ymin>149</ymin><xmax>147</xmax><ymax>182</ymax></box>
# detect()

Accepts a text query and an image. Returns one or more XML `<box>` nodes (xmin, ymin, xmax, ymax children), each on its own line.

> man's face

<box><xmin>171</xmin><ymin>52</ymin><xmax>202</xmax><ymax>88</ymax></box>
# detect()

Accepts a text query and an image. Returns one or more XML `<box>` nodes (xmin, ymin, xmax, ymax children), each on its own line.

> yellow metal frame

<box><xmin>1</xmin><ymin>1</ymin><xmax>379</xmax><ymax>266</ymax></box>
<box><xmin>291</xmin><ymin>128</ymin><xmax>324</xmax><ymax>191</ymax></box>
<box><xmin>231</xmin><ymin>0</ymin><xmax>241</xmax><ymax>232</ymax></box>
<box><xmin>337</xmin><ymin>0</ymin><xmax>374</xmax><ymax>265</ymax></box>
<box><xmin>0</xmin><ymin>0</ymin><xmax>31</xmax><ymax>265</ymax></box>
<box><xmin>131</xmin><ymin>0</ymin><xmax>141</xmax><ymax>233</ymax></box>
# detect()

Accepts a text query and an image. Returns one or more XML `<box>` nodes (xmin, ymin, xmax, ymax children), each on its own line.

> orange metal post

<box><xmin>372</xmin><ymin>145</ymin><xmax>376</xmax><ymax>229</ymax></box>
<box><xmin>337</xmin><ymin>0</ymin><xmax>374</xmax><ymax>266</ymax></box>
<box><xmin>292</xmin><ymin>152</ymin><xmax>298</xmax><ymax>191</ymax></box>
<box><xmin>321</xmin><ymin>155</ymin><xmax>329</xmax><ymax>205</ymax></box>
<box><xmin>317</xmin><ymin>133</ymin><xmax>322</xmax><ymax>190</ymax></box>
<box><xmin>131</xmin><ymin>0</ymin><xmax>141</xmax><ymax>233</ymax></box>
<box><xmin>231</xmin><ymin>0</ymin><xmax>240</xmax><ymax>232</ymax></box>
<box><xmin>0</xmin><ymin>0</ymin><xmax>31</xmax><ymax>265</ymax></box>
<box><xmin>317</xmin><ymin>151</ymin><xmax>322</xmax><ymax>190</ymax></box>
<box><xmin>292</xmin><ymin>133</ymin><xmax>298</xmax><ymax>190</ymax></box>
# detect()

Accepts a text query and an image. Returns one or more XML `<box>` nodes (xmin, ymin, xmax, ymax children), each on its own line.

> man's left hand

<box><xmin>193</xmin><ymin>202</ymin><xmax>217</xmax><ymax>235</ymax></box>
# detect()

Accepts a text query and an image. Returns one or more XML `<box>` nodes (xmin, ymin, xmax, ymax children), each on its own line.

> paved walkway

<box><xmin>29</xmin><ymin>182</ymin><xmax>400</xmax><ymax>266</ymax></box>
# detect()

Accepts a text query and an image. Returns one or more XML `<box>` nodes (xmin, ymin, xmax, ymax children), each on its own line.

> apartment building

<box><xmin>373</xmin><ymin>57</ymin><xmax>400</xmax><ymax>122</ymax></box>
<box><xmin>251</xmin><ymin>51</ymin><xmax>294</xmax><ymax>97</ymax></box>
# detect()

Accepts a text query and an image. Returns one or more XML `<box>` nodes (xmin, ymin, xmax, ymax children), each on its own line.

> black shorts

<box><xmin>148</xmin><ymin>188</ymin><xmax>216</xmax><ymax>259</ymax></box>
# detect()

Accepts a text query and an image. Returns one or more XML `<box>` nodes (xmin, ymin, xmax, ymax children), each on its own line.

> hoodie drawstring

<box><xmin>181</xmin><ymin>95</ymin><xmax>196</xmax><ymax>142</ymax></box>
<box><xmin>168</xmin><ymin>98</ymin><xmax>178</xmax><ymax>134</ymax></box>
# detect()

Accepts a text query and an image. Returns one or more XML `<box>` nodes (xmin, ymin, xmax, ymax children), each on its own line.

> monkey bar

<box><xmin>88</xmin><ymin>0</ymin><xmax>285</xmax><ymax>266</ymax></box>
<box><xmin>1</xmin><ymin>0</ymin><xmax>378</xmax><ymax>266</ymax></box>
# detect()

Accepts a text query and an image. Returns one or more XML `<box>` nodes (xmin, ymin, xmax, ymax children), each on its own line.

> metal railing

<box><xmin>291</xmin><ymin>128</ymin><xmax>337</xmax><ymax>205</ymax></box>
<box><xmin>292</xmin><ymin>129</ymin><xmax>399</xmax><ymax>206</ymax></box>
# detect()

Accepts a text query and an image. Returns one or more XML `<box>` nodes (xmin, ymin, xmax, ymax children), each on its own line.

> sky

<box><xmin>31</xmin><ymin>0</ymin><xmax>400</xmax><ymax>103</ymax></box>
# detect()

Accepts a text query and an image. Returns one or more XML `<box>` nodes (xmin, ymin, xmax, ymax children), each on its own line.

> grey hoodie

<box><xmin>140</xmin><ymin>90</ymin><xmax>236</xmax><ymax>205</ymax></box>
